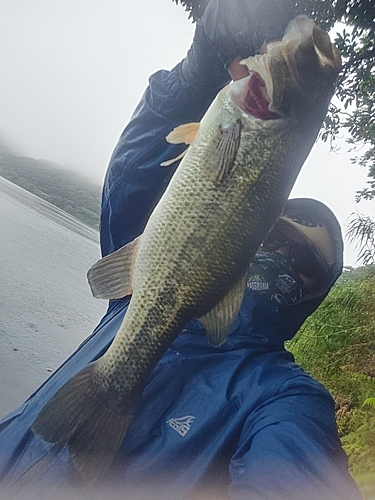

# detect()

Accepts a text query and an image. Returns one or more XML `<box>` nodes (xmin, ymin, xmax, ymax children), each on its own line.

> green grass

<box><xmin>288</xmin><ymin>267</ymin><xmax>375</xmax><ymax>498</ymax></box>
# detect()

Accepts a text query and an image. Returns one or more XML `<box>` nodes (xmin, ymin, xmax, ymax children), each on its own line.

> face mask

<box><xmin>246</xmin><ymin>250</ymin><xmax>307</xmax><ymax>306</ymax></box>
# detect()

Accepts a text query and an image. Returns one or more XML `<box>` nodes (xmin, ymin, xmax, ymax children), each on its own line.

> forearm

<box><xmin>229</xmin><ymin>377</ymin><xmax>362</xmax><ymax>500</ymax></box>
<box><xmin>100</xmin><ymin>61</ymin><xmax>226</xmax><ymax>257</ymax></box>
<box><xmin>99</xmin><ymin>0</ymin><xmax>300</xmax><ymax>257</ymax></box>
<box><xmin>229</xmin><ymin>421</ymin><xmax>361</xmax><ymax>500</ymax></box>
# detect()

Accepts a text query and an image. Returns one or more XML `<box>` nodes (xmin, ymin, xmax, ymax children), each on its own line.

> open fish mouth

<box><xmin>243</xmin><ymin>72</ymin><xmax>281</xmax><ymax>120</ymax></box>
<box><xmin>231</xmin><ymin>72</ymin><xmax>281</xmax><ymax>120</ymax></box>
<box><xmin>231</xmin><ymin>15</ymin><xmax>341</xmax><ymax>122</ymax></box>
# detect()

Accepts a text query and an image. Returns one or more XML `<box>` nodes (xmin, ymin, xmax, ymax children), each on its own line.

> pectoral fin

<box><xmin>161</xmin><ymin>122</ymin><xmax>200</xmax><ymax>167</ymax></box>
<box><xmin>87</xmin><ymin>236</ymin><xmax>140</xmax><ymax>299</ymax></box>
<box><xmin>199</xmin><ymin>273</ymin><xmax>247</xmax><ymax>347</ymax></box>
<box><xmin>213</xmin><ymin>120</ymin><xmax>242</xmax><ymax>183</ymax></box>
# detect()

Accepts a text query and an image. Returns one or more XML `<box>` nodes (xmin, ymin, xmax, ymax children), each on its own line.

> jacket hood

<box><xmin>230</xmin><ymin>198</ymin><xmax>344</xmax><ymax>346</ymax></box>
<box><xmin>183</xmin><ymin>198</ymin><xmax>343</xmax><ymax>348</ymax></box>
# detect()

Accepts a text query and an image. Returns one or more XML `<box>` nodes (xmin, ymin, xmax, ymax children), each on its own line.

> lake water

<box><xmin>0</xmin><ymin>176</ymin><xmax>106</xmax><ymax>419</ymax></box>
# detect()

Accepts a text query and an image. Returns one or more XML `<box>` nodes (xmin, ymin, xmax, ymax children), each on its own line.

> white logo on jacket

<box><xmin>167</xmin><ymin>415</ymin><xmax>195</xmax><ymax>437</ymax></box>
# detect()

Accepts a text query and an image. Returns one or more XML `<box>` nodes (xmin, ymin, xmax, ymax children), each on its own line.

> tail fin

<box><xmin>31</xmin><ymin>362</ymin><xmax>134</xmax><ymax>483</ymax></box>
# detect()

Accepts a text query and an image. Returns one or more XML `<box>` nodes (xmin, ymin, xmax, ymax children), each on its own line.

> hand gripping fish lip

<box><xmin>234</xmin><ymin>15</ymin><xmax>341</xmax><ymax>122</ymax></box>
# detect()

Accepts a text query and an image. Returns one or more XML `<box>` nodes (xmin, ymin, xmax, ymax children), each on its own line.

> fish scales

<box><xmin>31</xmin><ymin>16</ymin><xmax>342</xmax><ymax>482</ymax></box>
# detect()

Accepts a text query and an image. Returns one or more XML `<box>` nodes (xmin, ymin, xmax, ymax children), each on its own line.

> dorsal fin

<box><xmin>198</xmin><ymin>273</ymin><xmax>247</xmax><ymax>347</ymax></box>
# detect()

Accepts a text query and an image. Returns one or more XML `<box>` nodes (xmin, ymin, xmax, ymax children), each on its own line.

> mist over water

<box><xmin>0</xmin><ymin>177</ymin><xmax>106</xmax><ymax>419</ymax></box>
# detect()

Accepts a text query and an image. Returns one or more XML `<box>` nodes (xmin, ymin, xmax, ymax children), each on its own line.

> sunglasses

<box><xmin>260</xmin><ymin>222</ymin><xmax>329</xmax><ymax>284</ymax></box>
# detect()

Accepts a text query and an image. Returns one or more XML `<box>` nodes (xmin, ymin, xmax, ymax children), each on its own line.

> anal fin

<box><xmin>87</xmin><ymin>235</ymin><xmax>140</xmax><ymax>299</ymax></box>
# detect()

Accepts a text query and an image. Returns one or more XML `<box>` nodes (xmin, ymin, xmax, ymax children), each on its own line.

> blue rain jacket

<box><xmin>0</xmin><ymin>61</ymin><xmax>362</xmax><ymax>500</ymax></box>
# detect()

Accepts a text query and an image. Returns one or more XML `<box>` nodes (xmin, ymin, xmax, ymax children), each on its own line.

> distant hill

<box><xmin>0</xmin><ymin>143</ymin><xmax>102</xmax><ymax>230</ymax></box>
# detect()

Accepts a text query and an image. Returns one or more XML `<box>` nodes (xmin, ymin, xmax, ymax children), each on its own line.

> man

<box><xmin>0</xmin><ymin>1</ymin><xmax>363</xmax><ymax>498</ymax></box>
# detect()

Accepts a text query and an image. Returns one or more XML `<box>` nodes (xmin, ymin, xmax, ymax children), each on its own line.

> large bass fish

<box><xmin>32</xmin><ymin>16</ymin><xmax>341</xmax><ymax>480</ymax></box>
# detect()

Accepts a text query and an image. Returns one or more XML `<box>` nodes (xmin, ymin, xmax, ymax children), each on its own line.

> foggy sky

<box><xmin>0</xmin><ymin>0</ymin><xmax>194</xmax><ymax>181</ymax></box>
<box><xmin>0</xmin><ymin>0</ymin><xmax>374</xmax><ymax>266</ymax></box>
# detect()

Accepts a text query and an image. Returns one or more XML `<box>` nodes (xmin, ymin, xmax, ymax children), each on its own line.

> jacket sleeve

<box><xmin>99</xmin><ymin>62</ymin><xmax>228</xmax><ymax>257</ymax></box>
<box><xmin>99</xmin><ymin>0</ymin><xmax>304</xmax><ymax>258</ymax></box>
<box><xmin>228</xmin><ymin>375</ymin><xmax>362</xmax><ymax>500</ymax></box>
